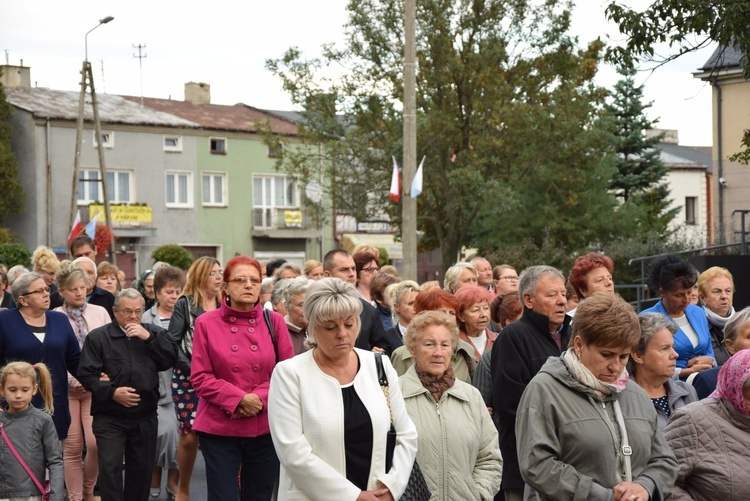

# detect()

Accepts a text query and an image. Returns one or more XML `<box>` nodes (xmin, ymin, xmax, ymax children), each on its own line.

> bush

<box><xmin>151</xmin><ymin>244</ymin><xmax>193</xmax><ymax>270</ymax></box>
<box><xmin>0</xmin><ymin>243</ymin><xmax>31</xmax><ymax>268</ymax></box>
<box><xmin>0</xmin><ymin>228</ymin><xmax>17</xmax><ymax>245</ymax></box>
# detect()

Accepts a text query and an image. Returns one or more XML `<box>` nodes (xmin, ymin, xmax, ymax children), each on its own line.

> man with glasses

<box><xmin>78</xmin><ymin>288</ymin><xmax>177</xmax><ymax>501</ymax></box>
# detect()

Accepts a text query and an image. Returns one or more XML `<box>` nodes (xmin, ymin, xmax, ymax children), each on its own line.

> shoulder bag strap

<box><xmin>374</xmin><ymin>353</ymin><xmax>394</xmax><ymax>424</ymax></box>
<box><xmin>0</xmin><ymin>422</ymin><xmax>47</xmax><ymax>495</ymax></box>
<box><xmin>613</xmin><ymin>400</ymin><xmax>633</xmax><ymax>482</ymax></box>
<box><xmin>263</xmin><ymin>307</ymin><xmax>278</xmax><ymax>363</ymax></box>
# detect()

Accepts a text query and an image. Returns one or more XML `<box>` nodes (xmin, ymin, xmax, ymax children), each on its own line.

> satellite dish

<box><xmin>305</xmin><ymin>181</ymin><xmax>323</xmax><ymax>203</ymax></box>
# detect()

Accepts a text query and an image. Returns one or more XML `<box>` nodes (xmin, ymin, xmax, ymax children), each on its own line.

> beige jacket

<box><xmin>664</xmin><ymin>398</ymin><xmax>750</xmax><ymax>500</ymax></box>
<box><xmin>399</xmin><ymin>365</ymin><xmax>502</xmax><ymax>500</ymax></box>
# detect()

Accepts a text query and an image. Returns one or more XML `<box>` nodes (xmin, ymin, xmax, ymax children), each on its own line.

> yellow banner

<box><xmin>284</xmin><ymin>210</ymin><xmax>302</xmax><ymax>227</ymax></box>
<box><xmin>89</xmin><ymin>205</ymin><xmax>152</xmax><ymax>225</ymax></box>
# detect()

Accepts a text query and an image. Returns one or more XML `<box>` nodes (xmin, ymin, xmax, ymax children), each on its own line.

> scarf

<box><xmin>710</xmin><ymin>349</ymin><xmax>750</xmax><ymax>416</ymax></box>
<box><xmin>704</xmin><ymin>305</ymin><xmax>736</xmax><ymax>329</ymax></box>
<box><xmin>64</xmin><ymin>303</ymin><xmax>88</xmax><ymax>347</ymax></box>
<box><xmin>415</xmin><ymin>363</ymin><xmax>455</xmax><ymax>402</ymax></box>
<box><xmin>563</xmin><ymin>348</ymin><xmax>629</xmax><ymax>399</ymax></box>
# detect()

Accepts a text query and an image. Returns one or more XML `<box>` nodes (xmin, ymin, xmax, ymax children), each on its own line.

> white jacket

<box><xmin>269</xmin><ymin>348</ymin><xmax>418</xmax><ymax>500</ymax></box>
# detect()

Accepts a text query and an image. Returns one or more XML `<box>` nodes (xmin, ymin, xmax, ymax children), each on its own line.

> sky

<box><xmin>3</xmin><ymin>0</ymin><xmax>715</xmax><ymax>146</ymax></box>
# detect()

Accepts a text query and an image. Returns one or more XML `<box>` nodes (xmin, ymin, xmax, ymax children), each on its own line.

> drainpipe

<box><xmin>713</xmin><ymin>78</ymin><xmax>724</xmax><ymax>240</ymax></box>
<box><xmin>46</xmin><ymin>119</ymin><xmax>52</xmax><ymax>246</ymax></box>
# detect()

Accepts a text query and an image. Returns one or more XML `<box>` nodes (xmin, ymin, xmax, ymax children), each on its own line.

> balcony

<box><xmin>252</xmin><ymin>208</ymin><xmax>320</xmax><ymax>239</ymax></box>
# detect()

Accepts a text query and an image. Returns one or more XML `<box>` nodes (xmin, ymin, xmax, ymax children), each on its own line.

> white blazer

<box><xmin>269</xmin><ymin>348</ymin><xmax>418</xmax><ymax>500</ymax></box>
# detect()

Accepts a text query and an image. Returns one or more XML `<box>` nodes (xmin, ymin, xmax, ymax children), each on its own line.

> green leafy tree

<box><xmin>604</xmin><ymin>69</ymin><xmax>678</xmax><ymax>237</ymax></box>
<box><xmin>151</xmin><ymin>244</ymin><xmax>193</xmax><ymax>270</ymax></box>
<box><xmin>604</xmin><ymin>1</ymin><xmax>750</xmax><ymax>77</ymax></box>
<box><xmin>0</xmin><ymin>72</ymin><xmax>25</xmax><ymax>226</ymax></box>
<box><xmin>268</xmin><ymin>0</ymin><xmax>617</xmax><ymax>271</ymax></box>
<box><xmin>0</xmin><ymin>243</ymin><xmax>31</xmax><ymax>268</ymax></box>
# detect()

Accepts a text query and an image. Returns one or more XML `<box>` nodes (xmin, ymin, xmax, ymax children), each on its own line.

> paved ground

<box><xmin>149</xmin><ymin>453</ymin><xmax>208</xmax><ymax>500</ymax></box>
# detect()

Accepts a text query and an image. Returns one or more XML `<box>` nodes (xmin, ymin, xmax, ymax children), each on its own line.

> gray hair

<box><xmin>629</xmin><ymin>313</ymin><xmax>678</xmax><ymax>374</ymax></box>
<box><xmin>283</xmin><ymin>276</ymin><xmax>310</xmax><ymax>308</ymax></box>
<box><xmin>271</xmin><ymin>279</ymin><xmax>293</xmax><ymax>308</ymax></box>
<box><xmin>724</xmin><ymin>307</ymin><xmax>750</xmax><ymax>350</ymax></box>
<box><xmin>114</xmin><ymin>288</ymin><xmax>145</xmax><ymax>309</ymax></box>
<box><xmin>518</xmin><ymin>265</ymin><xmax>564</xmax><ymax>301</ymax></box>
<box><xmin>274</xmin><ymin>262</ymin><xmax>302</xmax><ymax>282</ymax></box>
<box><xmin>7</xmin><ymin>265</ymin><xmax>29</xmax><ymax>286</ymax></box>
<box><xmin>72</xmin><ymin>256</ymin><xmax>97</xmax><ymax>279</ymax></box>
<box><xmin>303</xmin><ymin>277</ymin><xmax>362</xmax><ymax>347</ymax></box>
<box><xmin>390</xmin><ymin>280</ymin><xmax>420</xmax><ymax>323</ymax></box>
<box><xmin>443</xmin><ymin>262</ymin><xmax>478</xmax><ymax>293</ymax></box>
<box><xmin>260</xmin><ymin>277</ymin><xmax>274</xmax><ymax>295</ymax></box>
<box><xmin>11</xmin><ymin>272</ymin><xmax>45</xmax><ymax>303</ymax></box>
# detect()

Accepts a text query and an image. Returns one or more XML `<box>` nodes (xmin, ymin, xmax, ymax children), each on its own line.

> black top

<box><xmin>49</xmin><ymin>285</ymin><xmax>115</xmax><ymax>321</ymax></box>
<box><xmin>342</xmin><ymin>383</ymin><xmax>373</xmax><ymax>490</ymax></box>
<box><xmin>354</xmin><ymin>299</ymin><xmax>388</xmax><ymax>352</ymax></box>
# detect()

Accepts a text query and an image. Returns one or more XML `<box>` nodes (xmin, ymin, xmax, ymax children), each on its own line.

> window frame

<box><xmin>209</xmin><ymin>137</ymin><xmax>227</xmax><ymax>155</ymax></box>
<box><xmin>685</xmin><ymin>196</ymin><xmax>697</xmax><ymax>225</ymax></box>
<box><xmin>165</xmin><ymin>170</ymin><xmax>194</xmax><ymax>209</ymax></box>
<box><xmin>201</xmin><ymin>171</ymin><xmax>228</xmax><ymax>207</ymax></box>
<box><xmin>77</xmin><ymin>168</ymin><xmax>134</xmax><ymax>204</ymax></box>
<box><xmin>163</xmin><ymin>135</ymin><xmax>183</xmax><ymax>152</ymax></box>
<box><xmin>92</xmin><ymin>130</ymin><xmax>114</xmax><ymax>148</ymax></box>
<box><xmin>252</xmin><ymin>174</ymin><xmax>299</xmax><ymax>229</ymax></box>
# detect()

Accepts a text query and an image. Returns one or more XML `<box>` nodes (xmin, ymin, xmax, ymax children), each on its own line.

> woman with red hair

<box><xmin>389</xmin><ymin>288</ymin><xmax>476</xmax><ymax>383</ymax></box>
<box><xmin>455</xmin><ymin>285</ymin><xmax>498</xmax><ymax>363</ymax></box>
<box><xmin>190</xmin><ymin>256</ymin><xmax>295</xmax><ymax>500</ymax></box>
<box><xmin>567</xmin><ymin>252</ymin><xmax>615</xmax><ymax>317</ymax></box>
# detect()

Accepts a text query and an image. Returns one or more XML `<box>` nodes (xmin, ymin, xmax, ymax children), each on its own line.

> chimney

<box><xmin>646</xmin><ymin>128</ymin><xmax>678</xmax><ymax>144</ymax></box>
<box><xmin>0</xmin><ymin>64</ymin><xmax>31</xmax><ymax>89</ymax></box>
<box><xmin>184</xmin><ymin>82</ymin><xmax>210</xmax><ymax>105</ymax></box>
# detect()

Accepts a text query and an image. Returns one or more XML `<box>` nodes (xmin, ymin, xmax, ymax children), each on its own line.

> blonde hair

<box><xmin>303</xmin><ymin>260</ymin><xmax>322</xmax><ymax>276</ymax></box>
<box><xmin>55</xmin><ymin>260</ymin><xmax>88</xmax><ymax>289</ymax></box>
<box><xmin>303</xmin><ymin>278</ymin><xmax>362</xmax><ymax>347</ymax></box>
<box><xmin>31</xmin><ymin>246</ymin><xmax>60</xmax><ymax>274</ymax></box>
<box><xmin>183</xmin><ymin>256</ymin><xmax>220</xmax><ymax>309</ymax></box>
<box><xmin>0</xmin><ymin>362</ymin><xmax>54</xmax><ymax>414</ymax></box>
<box><xmin>697</xmin><ymin>266</ymin><xmax>734</xmax><ymax>297</ymax></box>
<box><xmin>390</xmin><ymin>280</ymin><xmax>420</xmax><ymax>323</ymax></box>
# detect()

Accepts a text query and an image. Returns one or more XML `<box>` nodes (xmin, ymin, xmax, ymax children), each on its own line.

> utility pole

<box><xmin>132</xmin><ymin>43</ymin><xmax>147</xmax><ymax>106</ymax></box>
<box><xmin>401</xmin><ymin>0</ymin><xmax>418</xmax><ymax>281</ymax></box>
<box><xmin>70</xmin><ymin>16</ymin><xmax>116</xmax><ymax>259</ymax></box>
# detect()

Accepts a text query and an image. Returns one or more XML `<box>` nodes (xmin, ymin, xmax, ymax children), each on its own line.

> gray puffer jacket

<box><xmin>664</xmin><ymin>398</ymin><xmax>750</xmax><ymax>500</ymax></box>
<box><xmin>654</xmin><ymin>378</ymin><xmax>698</xmax><ymax>431</ymax></box>
<box><xmin>516</xmin><ymin>356</ymin><xmax>678</xmax><ymax>501</ymax></box>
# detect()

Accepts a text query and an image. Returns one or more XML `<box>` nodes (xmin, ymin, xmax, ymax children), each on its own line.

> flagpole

<box><xmin>402</xmin><ymin>0</ymin><xmax>417</xmax><ymax>281</ymax></box>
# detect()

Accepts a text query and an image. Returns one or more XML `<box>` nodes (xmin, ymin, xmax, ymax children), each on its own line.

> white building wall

<box><xmin>665</xmin><ymin>169</ymin><xmax>707</xmax><ymax>245</ymax></box>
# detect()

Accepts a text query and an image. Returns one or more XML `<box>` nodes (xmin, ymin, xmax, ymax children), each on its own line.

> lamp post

<box><xmin>85</xmin><ymin>16</ymin><xmax>114</xmax><ymax>62</ymax></box>
<box><xmin>71</xmin><ymin>16</ymin><xmax>117</xmax><ymax>260</ymax></box>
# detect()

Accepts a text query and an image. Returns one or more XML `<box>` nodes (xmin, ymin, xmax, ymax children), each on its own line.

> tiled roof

<box><xmin>657</xmin><ymin>142</ymin><xmax>713</xmax><ymax>174</ymax></box>
<box><xmin>6</xmin><ymin>87</ymin><xmax>297</xmax><ymax>135</ymax></box>
<box><xmin>700</xmin><ymin>44</ymin><xmax>744</xmax><ymax>71</ymax></box>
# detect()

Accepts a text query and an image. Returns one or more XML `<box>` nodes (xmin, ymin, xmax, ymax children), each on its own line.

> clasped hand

<box><xmin>233</xmin><ymin>393</ymin><xmax>263</xmax><ymax>419</ymax></box>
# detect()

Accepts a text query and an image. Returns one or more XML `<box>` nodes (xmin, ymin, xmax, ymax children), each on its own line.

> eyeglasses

<box><xmin>362</xmin><ymin>266</ymin><xmax>379</xmax><ymax>273</ymax></box>
<box><xmin>498</xmin><ymin>275</ymin><xmax>519</xmax><ymax>282</ymax></box>
<box><xmin>22</xmin><ymin>287</ymin><xmax>51</xmax><ymax>296</ymax></box>
<box><xmin>228</xmin><ymin>276</ymin><xmax>262</xmax><ymax>286</ymax></box>
<box><xmin>209</xmin><ymin>269</ymin><xmax>224</xmax><ymax>277</ymax></box>
<box><xmin>117</xmin><ymin>308</ymin><xmax>143</xmax><ymax>316</ymax></box>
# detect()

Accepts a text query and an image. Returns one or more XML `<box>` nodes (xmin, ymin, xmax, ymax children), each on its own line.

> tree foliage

<box><xmin>151</xmin><ymin>244</ymin><xmax>193</xmax><ymax>270</ymax></box>
<box><xmin>0</xmin><ymin>73</ymin><xmax>25</xmax><ymax>224</ymax></box>
<box><xmin>603</xmin><ymin>69</ymin><xmax>678</xmax><ymax>237</ymax></box>
<box><xmin>267</xmin><ymin>0</ymin><xmax>620</xmax><ymax>270</ymax></box>
<box><xmin>604</xmin><ymin>1</ymin><xmax>750</xmax><ymax>76</ymax></box>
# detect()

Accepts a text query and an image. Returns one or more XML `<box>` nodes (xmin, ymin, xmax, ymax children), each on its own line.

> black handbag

<box><xmin>374</xmin><ymin>353</ymin><xmax>431</xmax><ymax>501</ymax></box>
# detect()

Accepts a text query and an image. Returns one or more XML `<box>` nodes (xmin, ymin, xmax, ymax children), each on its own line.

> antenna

<box><xmin>132</xmin><ymin>43</ymin><xmax>147</xmax><ymax>106</ymax></box>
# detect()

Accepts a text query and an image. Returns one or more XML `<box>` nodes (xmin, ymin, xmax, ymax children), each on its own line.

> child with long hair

<box><xmin>0</xmin><ymin>361</ymin><xmax>63</xmax><ymax>500</ymax></box>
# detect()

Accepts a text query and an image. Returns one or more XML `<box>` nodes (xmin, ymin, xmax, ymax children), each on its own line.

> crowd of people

<box><xmin>0</xmin><ymin>237</ymin><xmax>748</xmax><ymax>501</ymax></box>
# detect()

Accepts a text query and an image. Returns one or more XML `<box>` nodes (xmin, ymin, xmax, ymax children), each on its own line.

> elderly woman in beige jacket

<box><xmin>399</xmin><ymin>310</ymin><xmax>502</xmax><ymax>500</ymax></box>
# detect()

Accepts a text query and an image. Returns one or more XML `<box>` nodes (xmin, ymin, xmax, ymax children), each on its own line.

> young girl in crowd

<box><xmin>0</xmin><ymin>361</ymin><xmax>64</xmax><ymax>500</ymax></box>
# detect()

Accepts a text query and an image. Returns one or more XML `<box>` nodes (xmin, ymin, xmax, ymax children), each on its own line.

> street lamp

<box><xmin>84</xmin><ymin>16</ymin><xmax>114</xmax><ymax>61</ymax></box>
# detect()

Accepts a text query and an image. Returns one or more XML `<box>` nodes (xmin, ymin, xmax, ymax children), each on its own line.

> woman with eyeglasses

<box><xmin>167</xmin><ymin>256</ymin><xmax>222</xmax><ymax>501</ymax></box>
<box><xmin>0</xmin><ymin>272</ymin><xmax>81</xmax><ymax>443</ymax></box>
<box><xmin>353</xmin><ymin>250</ymin><xmax>379</xmax><ymax>303</ymax></box>
<box><xmin>54</xmin><ymin>261</ymin><xmax>111</xmax><ymax>501</ymax></box>
<box><xmin>192</xmin><ymin>256</ymin><xmax>295</xmax><ymax>500</ymax></box>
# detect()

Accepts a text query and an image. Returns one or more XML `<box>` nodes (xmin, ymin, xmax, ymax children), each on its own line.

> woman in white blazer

<box><xmin>269</xmin><ymin>277</ymin><xmax>418</xmax><ymax>501</ymax></box>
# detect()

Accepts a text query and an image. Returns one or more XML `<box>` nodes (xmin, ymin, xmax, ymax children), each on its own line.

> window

<box><xmin>166</xmin><ymin>171</ymin><xmax>193</xmax><ymax>208</ymax></box>
<box><xmin>209</xmin><ymin>137</ymin><xmax>227</xmax><ymax>155</ymax></box>
<box><xmin>77</xmin><ymin>169</ymin><xmax>132</xmax><ymax>204</ymax></box>
<box><xmin>92</xmin><ymin>130</ymin><xmax>114</xmax><ymax>148</ymax></box>
<box><xmin>253</xmin><ymin>175</ymin><xmax>298</xmax><ymax>228</ymax></box>
<box><xmin>268</xmin><ymin>142</ymin><xmax>284</xmax><ymax>159</ymax></box>
<box><xmin>685</xmin><ymin>196</ymin><xmax>697</xmax><ymax>225</ymax></box>
<box><xmin>163</xmin><ymin>135</ymin><xmax>182</xmax><ymax>152</ymax></box>
<box><xmin>202</xmin><ymin>172</ymin><xmax>227</xmax><ymax>207</ymax></box>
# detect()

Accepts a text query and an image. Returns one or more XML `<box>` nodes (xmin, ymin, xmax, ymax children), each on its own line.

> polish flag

<box><xmin>389</xmin><ymin>156</ymin><xmax>400</xmax><ymax>203</ymax></box>
<box><xmin>67</xmin><ymin>210</ymin><xmax>83</xmax><ymax>247</ymax></box>
<box><xmin>84</xmin><ymin>211</ymin><xmax>101</xmax><ymax>238</ymax></box>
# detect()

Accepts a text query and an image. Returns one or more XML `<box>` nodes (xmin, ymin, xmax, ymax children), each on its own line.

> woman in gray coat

<box><xmin>516</xmin><ymin>293</ymin><xmax>678</xmax><ymax>501</ymax></box>
<box><xmin>630</xmin><ymin>314</ymin><xmax>698</xmax><ymax>431</ymax></box>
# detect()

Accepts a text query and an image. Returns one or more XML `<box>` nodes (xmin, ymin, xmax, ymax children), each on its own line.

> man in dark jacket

<box><xmin>78</xmin><ymin>288</ymin><xmax>177</xmax><ymax>501</ymax></box>
<box><xmin>491</xmin><ymin>265</ymin><xmax>571</xmax><ymax>501</ymax></box>
<box><xmin>322</xmin><ymin>249</ymin><xmax>388</xmax><ymax>352</ymax></box>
